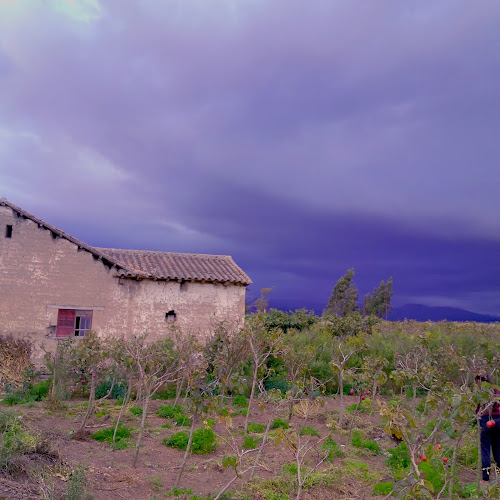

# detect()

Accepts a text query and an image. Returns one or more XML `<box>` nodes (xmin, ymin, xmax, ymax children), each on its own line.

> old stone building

<box><xmin>0</xmin><ymin>198</ymin><xmax>251</xmax><ymax>363</ymax></box>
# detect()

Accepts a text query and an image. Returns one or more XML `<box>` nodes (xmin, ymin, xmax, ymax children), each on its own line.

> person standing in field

<box><xmin>475</xmin><ymin>374</ymin><xmax>500</xmax><ymax>484</ymax></box>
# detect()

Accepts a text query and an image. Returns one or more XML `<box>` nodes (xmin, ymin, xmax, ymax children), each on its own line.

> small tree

<box><xmin>127</xmin><ymin>334</ymin><xmax>184</xmax><ymax>467</ymax></box>
<box><xmin>174</xmin><ymin>366</ymin><xmax>217</xmax><ymax>489</ymax></box>
<box><xmin>243</xmin><ymin>315</ymin><xmax>283</xmax><ymax>433</ymax></box>
<box><xmin>253</xmin><ymin>287</ymin><xmax>275</xmax><ymax>313</ymax></box>
<box><xmin>362</xmin><ymin>277</ymin><xmax>393</xmax><ymax>318</ymax></box>
<box><xmin>281</xmin><ymin>329</ymin><xmax>316</xmax><ymax>423</ymax></box>
<box><xmin>330</xmin><ymin>334</ymin><xmax>367</xmax><ymax>428</ymax></box>
<box><xmin>169</xmin><ymin>327</ymin><xmax>201</xmax><ymax>405</ymax></box>
<box><xmin>205</xmin><ymin>321</ymin><xmax>249</xmax><ymax>405</ymax></box>
<box><xmin>324</xmin><ymin>314</ymin><xmax>374</xmax><ymax>427</ymax></box>
<box><xmin>43</xmin><ymin>337</ymin><xmax>73</xmax><ymax>405</ymax></box>
<box><xmin>324</xmin><ymin>268</ymin><xmax>358</xmax><ymax>317</ymax></box>
<box><xmin>277</xmin><ymin>375</ymin><xmax>329</xmax><ymax>500</ymax></box>
<box><xmin>69</xmin><ymin>332</ymin><xmax>111</xmax><ymax>433</ymax></box>
<box><xmin>106</xmin><ymin>337</ymin><xmax>138</xmax><ymax>451</ymax></box>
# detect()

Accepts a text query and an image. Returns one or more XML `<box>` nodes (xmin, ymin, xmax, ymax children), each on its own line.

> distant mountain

<box><xmin>266</xmin><ymin>299</ymin><xmax>323</xmax><ymax>315</ymax></box>
<box><xmin>388</xmin><ymin>304</ymin><xmax>500</xmax><ymax>323</ymax></box>
<box><xmin>263</xmin><ymin>300</ymin><xmax>500</xmax><ymax>323</ymax></box>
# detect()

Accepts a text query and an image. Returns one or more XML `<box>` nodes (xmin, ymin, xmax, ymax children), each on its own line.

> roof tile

<box><xmin>97</xmin><ymin>248</ymin><xmax>251</xmax><ymax>285</ymax></box>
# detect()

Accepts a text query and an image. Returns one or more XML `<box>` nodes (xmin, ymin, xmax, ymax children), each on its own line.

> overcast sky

<box><xmin>1</xmin><ymin>0</ymin><xmax>500</xmax><ymax>315</ymax></box>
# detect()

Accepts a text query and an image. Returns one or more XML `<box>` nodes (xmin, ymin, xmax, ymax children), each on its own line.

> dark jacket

<box><xmin>477</xmin><ymin>388</ymin><xmax>500</xmax><ymax>417</ymax></box>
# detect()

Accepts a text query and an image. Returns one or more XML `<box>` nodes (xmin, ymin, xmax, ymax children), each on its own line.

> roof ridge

<box><xmin>97</xmin><ymin>247</ymin><xmax>232</xmax><ymax>259</ymax></box>
<box><xmin>0</xmin><ymin>198</ymin><xmax>135</xmax><ymax>274</ymax></box>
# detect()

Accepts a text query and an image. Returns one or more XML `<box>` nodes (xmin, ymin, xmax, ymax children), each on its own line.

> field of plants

<box><xmin>0</xmin><ymin>311</ymin><xmax>499</xmax><ymax>500</ymax></box>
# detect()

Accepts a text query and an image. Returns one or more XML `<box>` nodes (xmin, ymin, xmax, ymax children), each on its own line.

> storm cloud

<box><xmin>1</xmin><ymin>0</ymin><xmax>499</xmax><ymax>314</ymax></box>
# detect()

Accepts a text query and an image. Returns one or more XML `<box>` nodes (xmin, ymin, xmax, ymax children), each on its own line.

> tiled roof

<box><xmin>0</xmin><ymin>198</ymin><xmax>251</xmax><ymax>285</ymax></box>
<box><xmin>97</xmin><ymin>248</ymin><xmax>252</xmax><ymax>285</ymax></box>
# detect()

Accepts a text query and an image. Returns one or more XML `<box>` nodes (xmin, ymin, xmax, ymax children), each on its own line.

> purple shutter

<box><xmin>56</xmin><ymin>309</ymin><xmax>75</xmax><ymax>337</ymax></box>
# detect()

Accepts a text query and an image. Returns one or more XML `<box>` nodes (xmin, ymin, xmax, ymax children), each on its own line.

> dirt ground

<box><xmin>0</xmin><ymin>395</ymin><xmax>442</xmax><ymax>500</ymax></box>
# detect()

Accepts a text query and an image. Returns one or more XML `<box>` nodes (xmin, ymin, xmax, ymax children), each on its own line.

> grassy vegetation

<box><xmin>156</xmin><ymin>404</ymin><xmax>184</xmax><ymax>419</ymax></box>
<box><xmin>163</xmin><ymin>427</ymin><xmax>217</xmax><ymax>454</ymax></box>
<box><xmin>1</xmin><ymin>379</ymin><xmax>50</xmax><ymax>406</ymax></box>
<box><xmin>271</xmin><ymin>418</ymin><xmax>289</xmax><ymax>430</ymax></box>
<box><xmin>1</xmin><ymin>313</ymin><xmax>498</xmax><ymax>499</ymax></box>
<box><xmin>246</xmin><ymin>422</ymin><xmax>266</xmax><ymax>434</ymax></box>
<box><xmin>351</xmin><ymin>429</ymin><xmax>382</xmax><ymax>454</ymax></box>
<box><xmin>90</xmin><ymin>423</ymin><xmax>133</xmax><ymax>449</ymax></box>
<box><xmin>299</xmin><ymin>425</ymin><xmax>319</xmax><ymax>437</ymax></box>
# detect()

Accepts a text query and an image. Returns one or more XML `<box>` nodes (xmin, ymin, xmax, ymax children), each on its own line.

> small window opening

<box><xmin>5</xmin><ymin>225</ymin><xmax>13</xmax><ymax>238</ymax></box>
<box><xmin>180</xmin><ymin>281</ymin><xmax>188</xmax><ymax>292</ymax></box>
<box><xmin>165</xmin><ymin>310</ymin><xmax>177</xmax><ymax>324</ymax></box>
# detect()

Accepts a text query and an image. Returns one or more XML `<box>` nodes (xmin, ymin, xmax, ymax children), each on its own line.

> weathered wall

<box><xmin>128</xmin><ymin>280</ymin><xmax>246</xmax><ymax>339</ymax></box>
<box><xmin>0</xmin><ymin>206</ymin><xmax>246</xmax><ymax>365</ymax></box>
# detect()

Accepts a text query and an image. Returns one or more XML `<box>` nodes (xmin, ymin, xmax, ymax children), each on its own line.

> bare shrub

<box><xmin>0</xmin><ymin>334</ymin><xmax>33</xmax><ymax>388</ymax></box>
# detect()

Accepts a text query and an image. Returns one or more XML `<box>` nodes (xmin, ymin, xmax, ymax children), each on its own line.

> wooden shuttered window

<box><xmin>56</xmin><ymin>309</ymin><xmax>92</xmax><ymax>337</ymax></box>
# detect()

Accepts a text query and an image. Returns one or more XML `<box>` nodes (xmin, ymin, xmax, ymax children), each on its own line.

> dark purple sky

<box><xmin>1</xmin><ymin>1</ymin><xmax>500</xmax><ymax>314</ymax></box>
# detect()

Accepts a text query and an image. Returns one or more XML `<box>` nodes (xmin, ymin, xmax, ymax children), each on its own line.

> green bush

<box><xmin>456</xmin><ymin>442</ymin><xmax>478</xmax><ymax>468</ymax></box>
<box><xmin>163</xmin><ymin>428</ymin><xmax>217</xmax><ymax>454</ymax></box>
<box><xmin>247</xmin><ymin>422</ymin><xmax>266</xmax><ymax>433</ymax></box>
<box><xmin>233</xmin><ymin>395</ymin><xmax>247</xmax><ymax>407</ymax></box>
<box><xmin>351</xmin><ymin>430</ymin><xmax>363</xmax><ymax>447</ymax></box>
<box><xmin>264</xmin><ymin>375</ymin><xmax>290</xmax><ymax>394</ymax></box>
<box><xmin>164</xmin><ymin>431</ymin><xmax>189</xmax><ymax>450</ymax></box>
<box><xmin>282</xmin><ymin>462</ymin><xmax>298</xmax><ymax>475</ymax></box>
<box><xmin>66</xmin><ymin>465</ymin><xmax>92</xmax><ymax>500</ymax></box>
<box><xmin>174</xmin><ymin>414</ymin><xmax>191</xmax><ymax>427</ymax></box>
<box><xmin>165</xmin><ymin>487</ymin><xmax>193</xmax><ymax>497</ymax></box>
<box><xmin>29</xmin><ymin>379</ymin><xmax>51</xmax><ymax>400</ymax></box>
<box><xmin>300</xmin><ymin>426</ymin><xmax>319</xmax><ymax>437</ymax></box>
<box><xmin>351</xmin><ymin>430</ymin><xmax>381</xmax><ymax>454</ymax></box>
<box><xmin>1</xmin><ymin>379</ymin><xmax>50</xmax><ymax>406</ymax></box>
<box><xmin>271</xmin><ymin>418</ymin><xmax>289</xmax><ymax>430</ymax></box>
<box><xmin>416</xmin><ymin>400</ymin><xmax>426</xmax><ymax>414</ymax></box>
<box><xmin>129</xmin><ymin>405</ymin><xmax>143</xmax><ymax>416</ymax></box>
<box><xmin>191</xmin><ymin>428</ymin><xmax>216</xmax><ymax>454</ymax></box>
<box><xmin>418</xmin><ymin>460</ymin><xmax>444</xmax><ymax>493</ymax></box>
<box><xmin>156</xmin><ymin>404</ymin><xmax>184</xmax><ymax>419</ymax></box>
<box><xmin>90</xmin><ymin>424</ymin><xmax>132</xmax><ymax>448</ymax></box>
<box><xmin>346</xmin><ymin>398</ymin><xmax>372</xmax><ymax>414</ymax></box>
<box><xmin>322</xmin><ymin>435</ymin><xmax>344</xmax><ymax>460</ymax></box>
<box><xmin>386</xmin><ymin>442</ymin><xmax>411</xmax><ymax>473</ymax></box>
<box><xmin>0</xmin><ymin>410</ymin><xmax>38</xmax><ymax>473</ymax></box>
<box><xmin>217</xmin><ymin>406</ymin><xmax>231</xmax><ymax>416</ymax></box>
<box><xmin>95</xmin><ymin>380</ymin><xmax>126</xmax><ymax>400</ymax></box>
<box><xmin>460</xmin><ymin>483</ymin><xmax>479</xmax><ymax>498</ymax></box>
<box><xmin>373</xmin><ymin>482</ymin><xmax>394</xmax><ymax>495</ymax></box>
<box><xmin>243</xmin><ymin>435</ymin><xmax>261</xmax><ymax>449</ymax></box>
<box><xmin>152</xmin><ymin>385</ymin><xmax>177</xmax><ymax>400</ymax></box>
